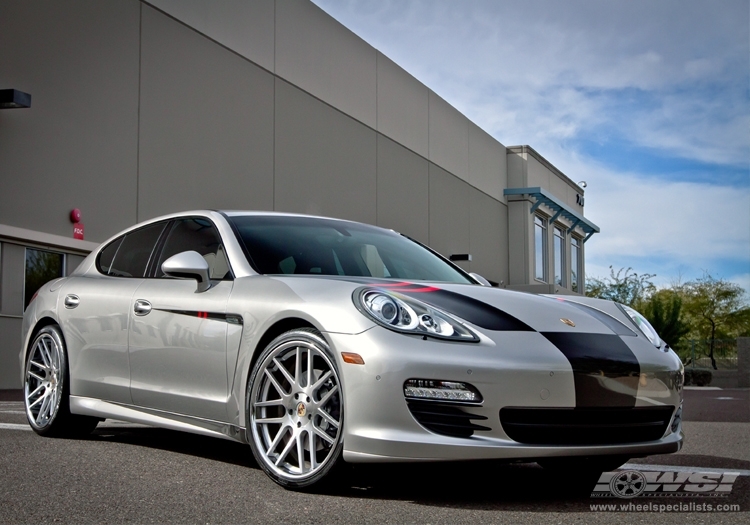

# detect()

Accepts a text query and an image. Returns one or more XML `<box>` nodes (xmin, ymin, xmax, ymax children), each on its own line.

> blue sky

<box><xmin>312</xmin><ymin>0</ymin><xmax>750</xmax><ymax>295</ymax></box>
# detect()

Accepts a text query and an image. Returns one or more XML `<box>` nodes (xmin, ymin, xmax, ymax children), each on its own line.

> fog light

<box><xmin>404</xmin><ymin>379</ymin><xmax>482</xmax><ymax>403</ymax></box>
<box><xmin>671</xmin><ymin>405</ymin><xmax>682</xmax><ymax>433</ymax></box>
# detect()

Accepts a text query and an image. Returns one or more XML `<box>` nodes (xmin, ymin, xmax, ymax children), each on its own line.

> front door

<box><xmin>127</xmin><ymin>216</ymin><xmax>235</xmax><ymax>422</ymax></box>
<box><xmin>128</xmin><ymin>279</ymin><xmax>232</xmax><ymax>422</ymax></box>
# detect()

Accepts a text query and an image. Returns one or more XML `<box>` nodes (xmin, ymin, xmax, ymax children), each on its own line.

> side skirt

<box><xmin>70</xmin><ymin>396</ymin><xmax>247</xmax><ymax>444</ymax></box>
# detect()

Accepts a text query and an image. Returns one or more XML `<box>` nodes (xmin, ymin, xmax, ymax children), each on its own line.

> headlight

<box><xmin>617</xmin><ymin>303</ymin><xmax>662</xmax><ymax>348</ymax></box>
<box><xmin>353</xmin><ymin>287</ymin><xmax>479</xmax><ymax>342</ymax></box>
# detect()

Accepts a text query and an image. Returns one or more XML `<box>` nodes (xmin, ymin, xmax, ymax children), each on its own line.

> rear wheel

<box><xmin>247</xmin><ymin>329</ymin><xmax>344</xmax><ymax>489</ymax></box>
<box><xmin>24</xmin><ymin>325</ymin><xmax>99</xmax><ymax>437</ymax></box>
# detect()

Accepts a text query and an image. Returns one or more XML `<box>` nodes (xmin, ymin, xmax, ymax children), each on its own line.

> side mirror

<box><xmin>469</xmin><ymin>272</ymin><xmax>492</xmax><ymax>287</ymax></box>
<box><xmin>162</xmin><ymin>251</ymin><xmax>211</xmax><ymax>293</ymax></box>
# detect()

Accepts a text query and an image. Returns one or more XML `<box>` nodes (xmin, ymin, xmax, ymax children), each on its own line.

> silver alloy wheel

<box><xmin>249</xmin><ymin>332</ymin><xmax>342</xmax><ymax>484</ymax></box>
<box><xmin>24</xmin><ymin>328</ymin><xmax>65</xmax><ymax>430</ymax></box>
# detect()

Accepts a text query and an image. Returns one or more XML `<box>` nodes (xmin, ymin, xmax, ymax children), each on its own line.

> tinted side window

<box><xmin>97</xmin><ymin>237</ymin><xmax>123</xmax><ymax>275</ymax></box>
<box><xmin>108</xmin><ymin>222</ymin><xmax>167</xmax><ymax>278</ymax></box>
<box><xmin>156</xmin><ymin>218</ymin><xmax>231</xmax><ymax>280</ymax></box>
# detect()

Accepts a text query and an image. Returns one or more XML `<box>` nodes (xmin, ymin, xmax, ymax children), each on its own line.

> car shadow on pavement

<box><xmin>328</xmin><ymin>461</ymin><xmax>608</xmax><ymax>510</ymax></box>
<box><xmin>85</xmin><ymin>426</ymin><xmax>748</xmax><ymax>512</ymax></box>
<box><xmin>323</xmin><ymin>460</ymin><xmax>749</xmax><ymax>512</ymax></box>
<box><xmin>90</xmin><ymin>425</ymin><xmax>260</xmax><ymax>470</ymax></box>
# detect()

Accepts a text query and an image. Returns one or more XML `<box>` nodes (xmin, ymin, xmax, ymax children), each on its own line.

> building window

<box><xmin>554</xmin><ymin>226</ymin><xmax>565</xmax><ymax>287</ymax></box>
<box><xmin>534</xmin><ymin>215</ymin><xmax>547</xmax><ymax>282</ymax></box>
<box><xmin>571</xmin><ymin>236</ymin><xmax>582</xmax><ymax>293</ymax></box>
<box><xmin>24</xmin><ymin>248</ymin><xmax>64</xmax><ymax>309</ymax></box>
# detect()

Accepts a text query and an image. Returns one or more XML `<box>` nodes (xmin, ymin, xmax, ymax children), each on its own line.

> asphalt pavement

<box><xmin>0</xmin><ymin>387</ymin><xmax>747</xmax><ymax>524</ymax></box>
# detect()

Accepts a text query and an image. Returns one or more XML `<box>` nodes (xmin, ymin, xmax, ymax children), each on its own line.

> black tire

<box><xmin>24</xmin><ymin>324</ymin><xmax>100</xmax><ymax>437</ymax></box>
<box><xmin>246</xmin><ymin>328</ymin><xmax>344</xmax><ymax>489</ymax></box>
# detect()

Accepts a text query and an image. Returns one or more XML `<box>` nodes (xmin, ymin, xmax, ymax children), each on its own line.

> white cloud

<box><xmin>314</xmin><ymin>0</ymin><xmax>750</xmax><ymax>166</ymax></box>
<box><xmin>568</xmin><ymin>155</ymin><xmax>750</xmax><ymax>290</ymax></box>
<box><xmin>583</xmin><ymin>170</ymin><xmax>750</xmax><ymax>262</ymax></box>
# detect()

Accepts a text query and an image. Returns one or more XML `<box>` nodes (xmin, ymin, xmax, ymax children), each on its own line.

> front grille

<box><xmin>500</xmin><ymin>406</ymin><xmax>675</xmax><ymax>445</ymax></box>
<box><xmin>407</xmin><ymin>400</ymin><xmax>490</xmax><ymax>438</ymax></box>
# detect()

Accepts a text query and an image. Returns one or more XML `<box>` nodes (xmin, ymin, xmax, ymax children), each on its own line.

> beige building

<box><xmin>0</xmin><ymin>0</ymin><xmax>598</xmax><ymax>388</ymax></box>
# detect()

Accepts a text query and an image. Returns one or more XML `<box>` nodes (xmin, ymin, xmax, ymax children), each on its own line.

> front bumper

<box><xmin>326</xmin><ymin>327</ymin><xmax>684</xmax><ymax>463</ymax></box>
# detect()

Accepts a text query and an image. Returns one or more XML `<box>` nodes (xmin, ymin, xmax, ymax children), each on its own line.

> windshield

<box><xmin>228</xmin><ymin>215</ymin><xmax>473</xmax><ymax>284</ymax></box>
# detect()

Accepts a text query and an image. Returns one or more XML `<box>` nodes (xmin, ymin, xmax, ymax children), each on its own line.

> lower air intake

<box><xmin>407</xmin><ymin>400</ymin><xmax>490</xmax><ymax>438</ymax></box>
<box><xmin>500</xmin><ymin>406</ymin><xmax>675</xmax><ymax>445</ymax></box>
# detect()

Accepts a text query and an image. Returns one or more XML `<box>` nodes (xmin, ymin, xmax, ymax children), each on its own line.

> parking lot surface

<box><xmin>0</xmin><ymin>387</ymin><xmax>747</xmax><ymax>524</ymax></box>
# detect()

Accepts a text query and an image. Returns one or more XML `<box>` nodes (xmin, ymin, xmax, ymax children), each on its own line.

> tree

<box><xmin>680</xmin><ymin>273</ymin><xmax>750</xmax><ymax>369</ymax></box>
<box><xmin>586</xmin><ymin>267</ymin><xmax>690</xmax><ymax>349</ymax></box>
<box><xmin>640</xmin><ymin>290</ymin><xmax>690</xmax><ymax>349</ymax></box>
<box><xmin>585</xmin><ymin>266</ymin><xmax>655</xmax><ymax>307</ymax></box>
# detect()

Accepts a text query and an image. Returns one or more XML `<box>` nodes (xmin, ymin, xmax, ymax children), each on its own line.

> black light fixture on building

<box><xmin>0</xmin><ymin>89</ymin><xmax>31</xmax><ymax>109</ymax></box>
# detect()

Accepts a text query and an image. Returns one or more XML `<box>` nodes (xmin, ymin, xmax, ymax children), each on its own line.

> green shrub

<box><xmin>684</xmin><ymin>368</ymin><xmax>712</xmax><ymax>387</ymax></box>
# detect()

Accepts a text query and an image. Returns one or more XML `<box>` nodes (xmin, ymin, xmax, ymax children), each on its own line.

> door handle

<box><xmin>64</xmin><ymin>294</ymin><xmax>80</xmax><ymax>309</ymax></box>
<box><xmin>134</xmin><ymin>299</ymin><xmax>152</xmax><ymax>316</ymax></box>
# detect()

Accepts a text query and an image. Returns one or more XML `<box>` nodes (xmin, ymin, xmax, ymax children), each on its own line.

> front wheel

<box><xmin>246</xmin><ymin>329</ymin><xmax>344</xmax><ymax>489</ymax></box>
<box><xmin>24</xmin><ymin>325</ymin><xmax>99</xmax><ymax>437</ymax></box>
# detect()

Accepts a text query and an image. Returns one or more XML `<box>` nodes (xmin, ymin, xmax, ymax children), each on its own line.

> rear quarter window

<box><xmin>96</xmin><ymin>237</ymin><xmax>123</xmax><ymax>275</ymax></box>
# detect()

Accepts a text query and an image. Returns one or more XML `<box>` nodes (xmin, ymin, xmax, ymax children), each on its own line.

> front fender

<box><xmin>226</xmin><ymin>275</ymin><xmax>375</xmax><ymax>427</ymax></box>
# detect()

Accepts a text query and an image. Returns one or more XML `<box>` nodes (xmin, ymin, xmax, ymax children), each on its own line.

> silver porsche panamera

<box><xmin>21</xmin><ymin>210</ymin><xmax>684</xmax><ymax>488</ymax></box>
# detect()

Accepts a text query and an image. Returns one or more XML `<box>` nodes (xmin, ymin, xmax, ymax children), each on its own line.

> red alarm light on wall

<box><xmin>70</xmin><ymin>209</ymin><xmax>84</xmax><ymax>240</ymax></box>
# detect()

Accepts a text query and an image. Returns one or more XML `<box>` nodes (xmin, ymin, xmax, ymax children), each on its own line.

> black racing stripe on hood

<box><xmin>401</xmin><ymin>288</ymin><xmax>534</xmax><ymax>332</ymax></box>
<box><xmin>542</xmin><ymin>332</ymin><xmax>640</xmax><ymax>408</ymax></box>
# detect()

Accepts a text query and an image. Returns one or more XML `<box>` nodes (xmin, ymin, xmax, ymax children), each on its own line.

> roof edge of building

<box><xmin>0</xmin><ymin>223</ymin><xmax>99</xmax><ymax>255</ymax></box>
<box><xmin>506</xmin><ymin>145</ymin><xmax>583</xmax><ymax>194</ymax></box>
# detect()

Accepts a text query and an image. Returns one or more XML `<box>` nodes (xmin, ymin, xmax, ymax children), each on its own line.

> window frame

<box><xmin>553</xmin><ymin>224</ymin><xmax>566</xmax><ymax>287</ymax></box>
<box><xmin>534</xmin><ymin>214</ymin><xmax>548</xmax><ymax>283</ymax></box>
<box><xmin>571</xmin><ymin>235</ymin><xmax>582</xmax><ymax>293</ymax></box>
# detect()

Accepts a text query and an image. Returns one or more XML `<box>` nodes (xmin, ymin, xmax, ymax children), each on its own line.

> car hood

<box><xmin>270</xmin><ymin>275</ymin><xmax>634</xmax><ymax>337</ymax></box>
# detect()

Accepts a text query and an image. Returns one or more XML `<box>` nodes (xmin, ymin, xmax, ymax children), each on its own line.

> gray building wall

<box><xmin>0</xmin><ymin>0</ymin><xmax>590</xmax><ymax>388</ymax></box>
<box><xmin>1</xmin><ymin>0</ymin><xmax>510</xmax><ymax>266</ymax></box>
<box><xmin>0</xmin><ymin>0</ymin><xmax>141</xmax><ymax>240</ymax></box>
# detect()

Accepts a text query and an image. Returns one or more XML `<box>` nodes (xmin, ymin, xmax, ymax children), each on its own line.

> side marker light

<box><xmin>341</xmin><ymin>352</ymin><xmax>365</xmax><ymax>365</ymax></box>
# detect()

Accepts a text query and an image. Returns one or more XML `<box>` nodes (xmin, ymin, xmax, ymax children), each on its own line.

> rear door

<box><xmin>59</xmin><ymin>221</ymin><xmax>167</xmax><ymax>404</ymax></box>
